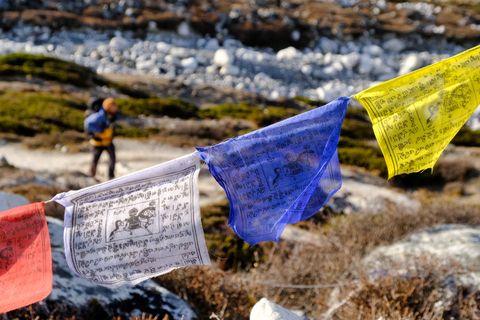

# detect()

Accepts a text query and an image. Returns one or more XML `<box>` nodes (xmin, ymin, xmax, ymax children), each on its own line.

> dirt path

<box><xmin>0</xmin><ymin>138</ymin><xmax>226</xmax><ymax>206</ymax></box>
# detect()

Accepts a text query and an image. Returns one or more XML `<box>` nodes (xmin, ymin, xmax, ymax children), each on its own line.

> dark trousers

<box><xmin>90</xmin><ymin>144</ymin><xmax>116</xmax><ymax>179</ymax></box>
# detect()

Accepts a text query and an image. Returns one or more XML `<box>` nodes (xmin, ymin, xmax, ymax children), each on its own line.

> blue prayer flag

<box><xmin>197</xmin><ymin>97</ymin><xmax>349</xmax><ymax>245</ymax></box>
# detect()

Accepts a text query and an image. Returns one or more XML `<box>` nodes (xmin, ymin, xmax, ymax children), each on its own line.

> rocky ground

<box><xmin>1</xmin><ymin>138</ymin><xmax>480</xmax><ymax>318</ymax></box>
<box><xmin>1</xmin><ymin>0</ymin><xmax>480</xmax><ymax>319</ymax></box>
<box><xmin>0</xmin><ymin>1</ymin><xmax>479</xmax><ymax>102</ymax></box>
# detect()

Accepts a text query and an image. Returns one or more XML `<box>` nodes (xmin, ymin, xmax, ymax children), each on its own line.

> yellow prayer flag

<box><xmin>355</xmin><ymin>45</ymin><xmax>480</xmax><ymax>178</ymax></box>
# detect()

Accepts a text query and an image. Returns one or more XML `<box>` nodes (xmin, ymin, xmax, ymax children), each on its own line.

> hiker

<box><xmin>84</xmin><ymin>97</ymin><xmax>119</xmax><ymax>180</ymax></box>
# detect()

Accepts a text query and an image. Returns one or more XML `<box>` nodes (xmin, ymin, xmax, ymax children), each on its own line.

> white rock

<box><xmin>339</xmin><ymin>52</ymin><xmax>360</xmax><ymax>70</ymax></box>
<box><xmin>136</xmin><ymin>59</ymin><xmax>156</xmax><ymax>71</ymax></box>
<box><xmin>270</xmin><ymin>90</ymin><xmax>280</xmax><ymax>100</ymax></box>
<box><xmin>181</xmin><ymin>57</ymin><xmax>198</xmax><ymax>70</ymax></box>
<box><xmin>371</xmin><ymin>57</ymin><xmax>388</xmax><ymax>76</ymax></box>
<box><xmin>323</xmin><ymin>61</ymin><xmax>344</xmax><ymax>77</ymax></box>
<box><xmin>319</xmin><ymin>37</ymin><xmax>339</xmax><ymax>53</ymax></box>
<box><xmin>276</xmin><ymin>46</ymin><xmax>300</xmax><ymax>60</ymax></box>
<box><xmin>177</xmin><ymin>21</ymin><xmax>192</xmax><ymax>37</ymax></box>
<box><xmin>323</xmin><ymin>52</ymin><xmax>333</xmax><ymax>65</ymax></box>
<box><xmin>0</xmin><ymin>192</ymin><xmax>29</xmax><ymax>211</ymax></box>
<box><xmin>363</xmin><ymin>44</ymin><xmax>383</xmax><ymax>56</ymax></box>
<box><xmin>170</xmin><ymin>47</ymin><xmax>189</xmax><ymax>58</ymax></box>
<box><xmin>301</xmin><ymin>64</ymin><xmax>313</xmax><ymax>75</ymax></box>
<box><xmin>316</xmin><ymin>87</ymin><xmax>326</xmax><ymax>101</ymax></box>
<box><xmin>148</xmin><ymin>21</ymin><xmax>157</xmax><ymax>31</ymax></box>
<box><xmin>205</xmin><ymin>65</ymin><xmax>218</xmax><ymax>74</ymax></box>
<box><xmin>383</xmin><ymin>38</ymin><xmax>406</xmax><ymax>53</ymax></box>
<box><xmin>291</xmin><ymin>30</ymin><xmax>301</xmax><ymax>41</ymax></box>
<box><xmin>358</xmin><ymin>54</ymin><xmax>374</xmax><ymax>74</ymax></box>
<box><xmin>164</xmin><ymin>55</ymin><xmax>178</xmax><ymax>64</ymax></box>
<box><xmin>331</xmin><ymin>174</ymin><xmax>420</xmax><ymax>215</ymax></box>
<box><xmin>156</xmin><ymin>42</ymin><xmax>171</xmax><ymax>52</ymax></box>
<box><xmin>125</xmin><ymin>8</ymin><xmax>135</xmax><ymax>17</ymax></box>
<box><xmin>204</xmin><ymin>38</ymin><xmax>219</xmax><ymax>50</ymax></box>
<box><xmin>250</xmin><ymin>298</ymin><xmax>304</xmax><ymax>320</ymax></box>
<box><xmin>109</xmin><ymin>36</ymin><xmax>130</xmax><ymax>51</ymax></box>
<box><xmin>364</xmin><ymin>224</ymin><xmax>480</xmax><ymax>290</ymax></box>
<box><xmin>213</xmin><ymin>49</ymin><xmax>234</xmax><ymax>67</ymax></box>
<box><xmin>399</xmin><ymin>53</ymin><xmax>423</xmax><ymax>75</ymax></box>
<box><xmin>219</xmin><ymin>65</ymin><xmax>240</xmax><ymax>76</ymax></box>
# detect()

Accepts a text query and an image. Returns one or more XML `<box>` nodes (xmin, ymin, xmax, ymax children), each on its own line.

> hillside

<box><xmin>1</xmin><ymin>1</ymin><xmax>480</xmax><ymax>319</ymax></box>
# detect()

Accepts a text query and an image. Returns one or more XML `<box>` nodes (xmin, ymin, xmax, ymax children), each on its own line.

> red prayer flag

<box><xmin>0</xmin><ymin>202</ymin><xmax>52</xmax><ymax>313</ymax></box>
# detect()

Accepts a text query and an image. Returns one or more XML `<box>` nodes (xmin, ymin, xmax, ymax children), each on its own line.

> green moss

<box><xmin>257</xmin><ymin>106</ymin><xmax>299</xmax><ymax>126</ymax></box>
<box><xmin>338</xmin><ymin>137</ymin><xmax>387</xmax><ymax>175</ymax></box>
<box><xmin>201</xmin><ymin>201</ymin><xmax>265</xmax><ymax>272</ymax></box>
<box><xmin>293</xmin><ymin>95</ymin><xmax>324</xmax><ymax>107</ymax></box>
<box><xmin>0</xmin><ymin>53</ymin><xmax>150</xmax><ymax>97</ymax></box>
<box><xmin>199</xmin><ymin>102</ymin><xmax>299</xmax><ymax>126</ymax></box>
<box><xmin>340</xmin><ymin>107</ymin><xmax>374</xmax><ymax>140</ymax></box>
<box><xmin>0</xmin><ymin>91</ymin><xmax>84</xmax><ymax>135</ymax></box>
<box><xmin>115</xmin><ymin>125</ymin><xmax>157</xmax><ymax>138</ymax></box>
<box><xmin>0</xmin><ymin>53</ymin><xmax>107</xmax><ymax>88</ymax></box>
<box><xmin>116</xmin><ymin>97</ymin><xmax>198</xmax><ymax>119</ymax></box>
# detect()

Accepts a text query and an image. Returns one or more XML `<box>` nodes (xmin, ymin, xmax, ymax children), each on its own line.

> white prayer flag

<box><xmin>53</xmin><ymin>152</ymin><xmax>210</xmax><ymax>287</ymax></box>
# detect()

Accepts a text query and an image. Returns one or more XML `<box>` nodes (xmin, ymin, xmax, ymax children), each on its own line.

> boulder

<box><xmin>318</xmin><ymin>37</ymin><xmax>339</xmax><ymax>54</ymax></box>
<box><xmin>383</xmin><ymin>38</ymin><xmax>406</xmax><ymax>53</ymax></box>
<box><xmin>364</xmin><ymin>224</ymin><xmax>480</xmax><ymax>279</ymax></box>
<box><xmin>363</xmin><ymin>44</ymin><xmax>384</xmax><ymax>56</ymax></box>
<box><xmin>398</xmin><ymin>53</ymin><xmax>423</xmax><ymax>75</ymax></box>
<box><xmin>276</xmin><ymin>46</ymin><xmax>300</xmax><ymax>60</ymax></box>
<box><xmin>219</xmin><ymin>64</ymin><xmax>240</xmax><ymax>76</ymax></box>
<box><xmin>177</xmin><ymin>21</ymin><xmax>192</xmax><ymax>37</ymax></box>
<box><xmin>181</xmin><ymin>57</ymin><xmax>198</xmax><ymax>70</ymax></box>
<box><xmin>358</xmin><ymin>54</ymin><xmax>374</xmax><ymax>75</ymax></box>
<box><xmin>44</xmin><ymin>217</ymin><xmax>197</xmax><ymax>319</ymax></box>
<box><xmin>328</xmin><ymin>168</ymin><xmax>420</xmax><ymax>215</ymax></box>
<box><xmin>0</xmin><ymin>192</ymin><xmax>29</xmax><ymax>212</ymax></box>
<box><xmin>204</xmin><ymin>38</ymin><xmax>219</xmax><ymax>51</ymax></box>
<box><xmin>250</xmin><ymin>298</ymin><xmax>305</xmax><ymax>320</ymax></box>
<box><xmin>109</xmin><ymin>36</ymin><xmax>130</xmax><ymax>51</ymax></box>
<box><xmin>213</xmin><ymin>48</ymin><xmax>234</xmax><ymax>67</ymax></box>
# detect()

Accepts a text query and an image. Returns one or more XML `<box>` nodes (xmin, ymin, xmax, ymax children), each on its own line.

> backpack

<box><xmin>85</xmin><ymin>97</ymin><xmax>105</xmax><ymax>117</ymax></box>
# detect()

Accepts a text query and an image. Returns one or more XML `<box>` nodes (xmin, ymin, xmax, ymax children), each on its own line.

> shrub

<box><xmin>116</xmin><ymin>97</ymin><xmax>198</xmax><ymax>119</ymax></box>
<box><xmin>199</xmin><ymin>102</ymin><xmax>299</xmax><ymax>126</ymax></box>
<box><xmin>292</xmin><ymin>95</ymin><xmax>325</xmax><ymax>107</ymax></box>
<box><xmin>0</xmin><ymin>53</ymin><xmax>106</xmax><ymax>88</ymax></box>
<box><xmin>115</xmin><ymin>124</ymin><xmax>156</xmax><ymax>138</ymax></box>
<box><xmin>338</xmin><ymin>137</ymin><xmax>387</xmax><ymax>175</ymax></box>
<box><xmin>201</xmin><ymin>201</ymin><xmax>266</xmax><ymax>272</ymax></box>
<box><xmin>156</xmin><ymin>267</ymin><xmax>255</xmax><ymax>320</ymax></box>
<box><xmin>0</xmin><ymin>53</ymin><xmax>150</xmax><ymax>97</ymax></box>
<box><xmin>0</xmin><ymin>91</ymin><xmax>84</xmax><ymax>135</ymax></box>
<box><xmin>334</xmin><ymin>275</ymin><xmax>480</xmax><ymax>319</ymax></box>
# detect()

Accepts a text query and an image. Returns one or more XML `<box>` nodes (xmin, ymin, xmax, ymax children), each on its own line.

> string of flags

<box><xmin>1</xmin><ymin>44</ymin><xmax>479</xmax><ymax>312</ymax></box>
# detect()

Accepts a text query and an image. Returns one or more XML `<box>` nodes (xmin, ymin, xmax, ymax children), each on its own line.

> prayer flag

<box><xmin>355</xmin><ymin>45</ymin><xmax>480</xmax><ymax>178</ymax></box>
<box><xmin>0</xmin><ymin>202</ymin><xmax>52</xmax><ymax>313</ymax></box>
<box><xmin>53</xmin><ymin>153</ymin><xmax>210</xmax><ymax>287</ymax></box>
<box><xmin>197</xmin><ymin>97</ymin><xmax>348</xmax><ymax>245</ymax></box>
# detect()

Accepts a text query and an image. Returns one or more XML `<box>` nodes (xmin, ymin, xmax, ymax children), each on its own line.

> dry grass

<box><xmin>243</xmin><ymin>200</ymin><xmax>480</xmax><ymax>318</ymax></box>
<box><xmin>156</xmin><ymin>267</ymin><xmax>256</xmax><ymax>320</ymax></box>
<box><xmin>145</xmin><ymin>200</ymin><xmax>480</xmax><ymax>319</ymax></box>
<box><xmin>22</xmin><ymin>131</ymin><xmax>88</xmax><ymax>152</ymax></box>
<box><xmin>3</xmin><ymin>184</ymin><xmax>63</xmax><ymax>204</ymax></box>
<box><xmin>334</xmin><ymin>274</ymin><xmax>480</xmax><ymax>320</ymax></box>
